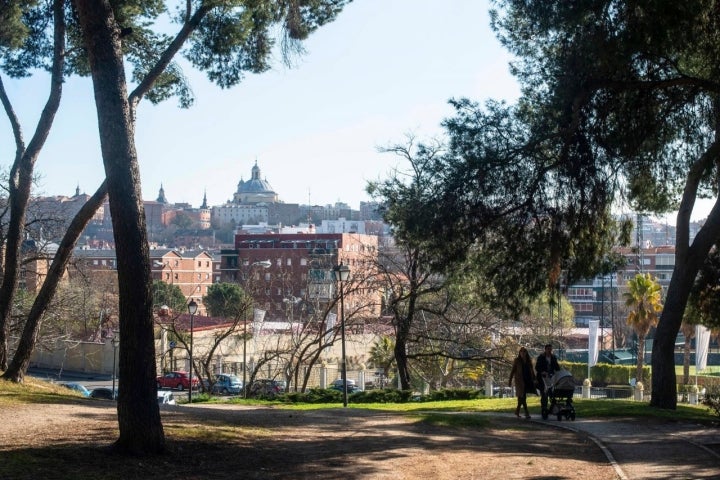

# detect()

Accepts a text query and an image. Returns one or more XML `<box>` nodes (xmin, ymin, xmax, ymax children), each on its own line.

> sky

<box><xmin>0</xmin><ymin>0</ymin><xmax>521</xmax><ymax>210</ymax></box>
<box><xmin>1</xmin><ymin>1</ymin><xmax>713</xmax><ymax>222</ymax></box>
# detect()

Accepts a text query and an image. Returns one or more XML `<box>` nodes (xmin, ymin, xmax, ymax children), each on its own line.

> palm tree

<box><xmin>369</xmin><ymin>336</ymin><xmax>395</xmax><ymax>388</ymax></box>
<box><xmin>623</xmin><ymin>273</ymin><xmax>663</xmax><ymax>383</ymax></box>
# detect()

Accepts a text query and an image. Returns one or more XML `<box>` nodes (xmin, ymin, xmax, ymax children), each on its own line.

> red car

<box><xmin>156</xmin><ymin>371</ymin><xmax>198</xmax><ymax>391</ymax></box>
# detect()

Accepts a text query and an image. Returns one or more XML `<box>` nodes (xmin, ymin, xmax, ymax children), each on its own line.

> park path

<box><xmin>547</xmin><ymin>416</ymin><xmax>720</xmax><ymax>479</ymax></box>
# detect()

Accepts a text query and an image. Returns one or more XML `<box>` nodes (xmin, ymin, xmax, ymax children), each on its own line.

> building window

<box><xmin>300</xmin><ymin>258</ymin><xmax>307</xmax><ymax>266</ymax></box>
<box><xmin>286</xmin><ymin>258</ymin><xmax>292</xmax><ymax>266</ymax></box>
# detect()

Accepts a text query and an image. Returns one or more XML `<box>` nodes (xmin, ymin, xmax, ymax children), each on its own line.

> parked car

<box><xmin>157</xmin><ymin>391</ymin><xmax>177</xmax><ymax>405</ymax></box>
<box><xmin>211</xmin><ymin>374</ymin><xmax>243</xmax><ymax>395</ymax></box>
<box><xmin>62</xmin><ymin>382</ymin><xmax>90</xmax><ymax>397</ymax></box>
<box><xmin>156</xmin><ymin>371</ymin><xmax>199</xmax><ymax>391</ymax></box>
<box><xmin>89</xmin><ymin>387</ymin><xmax>118</xmax><ymax>400</ymax></box>
<box><xmin>247</xmin><ymin>379</ymin><xmax>283</xmax><ymax>398</ymax></box>
<box><xmin>330</xmin><ymin>379</ymin><xmax>359</xmax><ymax>393</ymax></box>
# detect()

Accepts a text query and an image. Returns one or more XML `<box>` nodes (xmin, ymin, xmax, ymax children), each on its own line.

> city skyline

<box><xmin>0</xmin><ymin>1</ymin><xmax>520</xmax><ymax>210</ymax></box>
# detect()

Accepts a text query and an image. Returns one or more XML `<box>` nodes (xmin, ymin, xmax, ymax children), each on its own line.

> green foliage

<box><xmin>561</xmin><ymin>361</ymin><xmax>649</xmax><ymax>386</ymax></box>
<box><xmin>152</xmin><ymin>280</ymin><xmax>186</xmax><ymax>313</ymax></box>
<box><xmin>690</xmin><ymin>247</ymin><xmax>720</xmax><ymax>330</ymax></box>
<box><xmin>203</xmin><ymin>282</ymin><xmax>249</xmax><ymax>318</ymax></box>
<box><xmin>422</xmin><ymin>388</ymin><xmax>484</xmax><ymax>402</ymax></box>
<box><xmin>624</xmin><ymin>274</ymin><xmax>663</xmax><ymax>334</ymax></box>
<box><xmin>701</xmin><ymin>384</ymin><xmax>720</xmax><ymax>420</ymax></box>
<box><xmin>282</xmin><ymin>388</ymin><xmax>345</xmax><ymax>404</ymax></box>
<box><xmin>369</xmin><ymin>336</ymin><xmax>395</xmax><ymax>376</ymax></box>
<box><xmin>0</xmin><ymin>0</ymin><xmax>32</xmax><ymax>50</ymax></box>
<box><xmin>351</xmin><ymin>389</ymin><xmax>414</xmax><ymax>404</ymax></box>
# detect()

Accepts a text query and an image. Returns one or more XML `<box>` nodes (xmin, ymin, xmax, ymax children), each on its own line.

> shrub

<box><xmin>701</xmin><ymin>385</ymin><xmax>720</xmax><ymax>420</ymax></box>
<box><xmin>423</xmin><ymin>388</ymin><xmax>483</xmax><ymax>402</ymax></box>
<box><xmin>351</xmin><ymin>389</ymin><xmax>414</xmax><ymax>404</ymax></box>
<box><xmin>281</xmin><ymin>388</ymin><xmax>342</xmax><ymax>404</ymax></box>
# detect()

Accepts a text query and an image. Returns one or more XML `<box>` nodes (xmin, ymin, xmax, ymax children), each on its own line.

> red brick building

<box><xmin>220</xmin><ymin>233</ymin><xmax>380</xmax><ymax>321</ymax></box>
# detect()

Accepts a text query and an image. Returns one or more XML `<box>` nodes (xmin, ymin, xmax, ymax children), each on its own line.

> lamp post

<box><xmin>153</xmin><ymin>260</ymin><xmax>174</xmax><ymax>284</ymax></box>
<box><xmin>187</xmin><ymin>299</ymin><xmax>198</xmax><ymax>404</ymax></box>
<box><xmin>111</xmin><ymin>333</ymin><xmax>120</xmax><ymax>399</ymax></box>
<box><xmin>332</xmin><ymin>263</ymin><xmax>350</xmax><ymax>408</ymax></box>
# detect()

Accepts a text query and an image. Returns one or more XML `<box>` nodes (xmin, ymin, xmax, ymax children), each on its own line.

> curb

<box><xmin>526</xmin><ymin>416</ymin><xmax>628</xmax><ymax>480</ymax></box>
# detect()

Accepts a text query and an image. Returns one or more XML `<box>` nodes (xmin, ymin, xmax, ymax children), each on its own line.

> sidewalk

<box><xmin>543</xmin><ymin>416</ymin><xmax>720</xmax><ymax>479</ymax></box>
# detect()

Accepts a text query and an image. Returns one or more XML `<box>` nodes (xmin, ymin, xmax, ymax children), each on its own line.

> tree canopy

<box><xmin>372</xmin><ymin>0</ymin><xmax>720</xmax><ymax>409</ymax></box>
<box><xmin>203</xmin><ymin>282</ymin><xmax>249</xmax><ymax>318</ymax></box>
<box><xmin>1</xmin><ymin>0</ymin><xmax>351</xmax><ymax>454</ymax></box>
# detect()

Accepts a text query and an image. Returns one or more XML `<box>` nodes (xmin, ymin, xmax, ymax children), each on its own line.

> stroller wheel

<box><xmin>542</xmin><ymin>412</ymin><xmax>548</xmax><ymax>420</ymax></box>
<box><xmin>570</xmin><ymin>412</ymin><xmax>576</xmax><ymax>421</ymax></box>
<box><xmin>557</xmin><ymin>414</ymin><xmax>562</xmax><ymax>421</ymax></box>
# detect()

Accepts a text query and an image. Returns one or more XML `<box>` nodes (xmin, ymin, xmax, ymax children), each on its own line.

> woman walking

<box><xmin>508</xmin><ymin>347</ymin><xmax>536</xmax><ymax>419</ymax></box>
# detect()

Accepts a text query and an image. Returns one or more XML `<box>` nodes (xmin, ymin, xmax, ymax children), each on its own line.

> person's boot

<box><xmin>514</xmin><ymin>406</ymin><xmax>520</xmax><ymax>417</ymax></box>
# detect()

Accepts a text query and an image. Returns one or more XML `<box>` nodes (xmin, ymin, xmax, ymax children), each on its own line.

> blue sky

<box><xmin>0</xmin><ymin>0</ymin><xmax>520</xmax><ymax>210</ymax></box>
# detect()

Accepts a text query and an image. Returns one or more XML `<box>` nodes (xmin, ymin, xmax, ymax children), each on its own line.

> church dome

<box><xmin>233</xmin><ymin>161</ymin><xmax>278</xmax><ymax>204</ymax></box>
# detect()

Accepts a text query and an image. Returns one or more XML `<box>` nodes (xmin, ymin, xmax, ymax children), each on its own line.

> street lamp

<box><xmin>153</xmin><ymin>260</ymin><xmax>174</xmax><ymax>284</ymax></box>
<box><xmin>111</xmin><ymin>333</ymin><xmax>120</xmax><ymax>400</ymax></box>
<box><xmin>332</xmin><ymin>263</ymin><xmax>350</xmax><ymax>408</ymax></box>
<box><xmin>187</xmin><ymin>299</ymin><xmax>198</xmax><ymax>404</ymax></box>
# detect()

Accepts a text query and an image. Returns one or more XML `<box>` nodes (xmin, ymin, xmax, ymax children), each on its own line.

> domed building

<box><xmin>232</xmin><ymin>162</ymin><xmax>278</xmax><ymax>204</ymax></box>
<box><xmin>212</xmin><ymin>161</ymin><xmax>300</xmax><ymax>228</ymax></box>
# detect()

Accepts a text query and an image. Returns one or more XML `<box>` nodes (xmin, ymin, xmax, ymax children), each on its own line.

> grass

<box><xmin>0</xmin><ymin>378</ymin><xmax>717</xmax><ymax>480</ymax></box>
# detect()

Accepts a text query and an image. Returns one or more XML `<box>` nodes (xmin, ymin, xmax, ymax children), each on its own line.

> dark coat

<box><xmin>535</xmin><ymin>352</ymin><xmax>560</xmax><ymax>380</ymax></box>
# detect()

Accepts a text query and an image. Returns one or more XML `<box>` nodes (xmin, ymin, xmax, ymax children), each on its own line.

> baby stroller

<box><xmin>542</xmin><ymin>369</ymin><xmax>576</xmax><ymax>421</ymax></box>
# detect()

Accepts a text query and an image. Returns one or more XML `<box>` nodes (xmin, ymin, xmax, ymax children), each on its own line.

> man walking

<box><xmin>535</xmin><ymin>344</ymin><xmax>560</xmax><ymax>419</ymax></box>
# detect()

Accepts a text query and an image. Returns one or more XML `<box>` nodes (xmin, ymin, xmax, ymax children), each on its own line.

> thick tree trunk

<box><xmin>651</xmin><ymin>199</ymin><xmax>720</xmax><ymax>409</ymax></box>
<box><xmin>73</xmin><ymin>0</ymin><xmax>164</xmax><ymax>454</ymax></box>
<box><xmin>3</xmin><ymin>182</ymin><xmax>107</xmax><ymax>382</ymax></box>
<box><xmin>394</xmin><ymin>334</ymin><xmax>411</xmax><ymax>390</ymax></box>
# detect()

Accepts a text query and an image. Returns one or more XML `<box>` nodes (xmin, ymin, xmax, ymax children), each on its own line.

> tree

<box><xmin>377</xmin><ymin>1</ymin><xmax>720</xmax><ymax>409</ymax></box>
<box><xmin>152</xmin><ymin>280</ymin><xmax>185</xmax><ymax>314</ymax></box>
<box><xmin>369</xmin><ymin>335</ymin><xmax>395</xmax><ymax>386</ymax></box>
<box><xmin>203</xmin><ymin>283</ymin><xmax>249</xmax><ymax>318</ymax></box>
<box><xmin>623</xmin><ymin>274</ymin><xmax>663</xmax><ymax>383</ymax></box>
<box><xmin>368</xmin><ymin>141</ymin><xmax>453</xmax><ymax>390</ymax></box>
<box><xmin>69</xmin><ymin>0</ymin><xmax>349</xmax><ymax>454</ymax></box>
<box><xmin>0</xmin><ymin>0</ymin><xmax>67</xmax><ymax>370</ymax></box>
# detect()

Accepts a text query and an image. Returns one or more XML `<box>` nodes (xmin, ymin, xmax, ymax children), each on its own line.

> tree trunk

<box><xmin>3</xmin><ymin>182</ymin><xmax>107</xmax><ymax>382</ymax></box>
<box><xmin>650</xmin><ymin>197</ymin><xmax>720</xmax><ymax>409</ymax></box>
<box><xmin>683</xmin><ymin>335</ymin><xmax>691</xmax><ymax>386</ymax></box>
<box><xmin>73</xmin><ymin>0</ymin><xmax>164</xmax><ymax>454</ymax></box>
<box><xmin>394</xmin><ymin>335</ymin><xmax>411</xmax><ymax>390</ymax></box>
<box><xmin>0</xmin><ymin>0</ymin><xmax>65</xmax><ymax>370</ymax></box>
<box><xmin>636</xmin><ymin>334</ymin><xmax>646</xmax><ymax>383</ymax></box>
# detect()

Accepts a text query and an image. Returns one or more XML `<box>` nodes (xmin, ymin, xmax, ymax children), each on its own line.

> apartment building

<box><xmin>220</xmin><ymin>232</ymin><xmax>380</xmax><ymax>322</ymax></box>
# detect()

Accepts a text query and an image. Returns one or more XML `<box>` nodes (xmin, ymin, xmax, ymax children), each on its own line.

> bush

<box><xmin>423</xmin><ymin>388</ymin><xmax>483</xmax><ymax>402</ymax></box>
<box><xmin>560</xmin><ymin>361</ymin><xmax>649</xmax><ymax>386</ymax></box>
<box><xmin>701</xmin><ymin>385</ymin><xmax>720</xmax><ymax>420</ymax></box>
<box><xmin>351</xmin><ymin>389</ymin><xmax>414</xmax><ymax>404</ymax></box>
<box><xmin>281</xmin><ymin>388</ymin><xmax>342</xmax><ymax>404</ymax></box>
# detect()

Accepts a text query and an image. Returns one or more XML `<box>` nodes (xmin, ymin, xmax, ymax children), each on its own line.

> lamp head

<box><xmin>188</xmin><ymin>299</ymin><xmax>198</xmax><ymax>315</ymax></box>
<box><xmin>332</xmin><ymin>263</ymin><xmax>350</xmax><ymax>282</ymax></box>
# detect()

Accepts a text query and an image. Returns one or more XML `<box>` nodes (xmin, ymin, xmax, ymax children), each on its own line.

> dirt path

<box><xmin>0</xmin><ymin>401</ymin><xmax>618</xmax><ymax>479</ymax></box>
